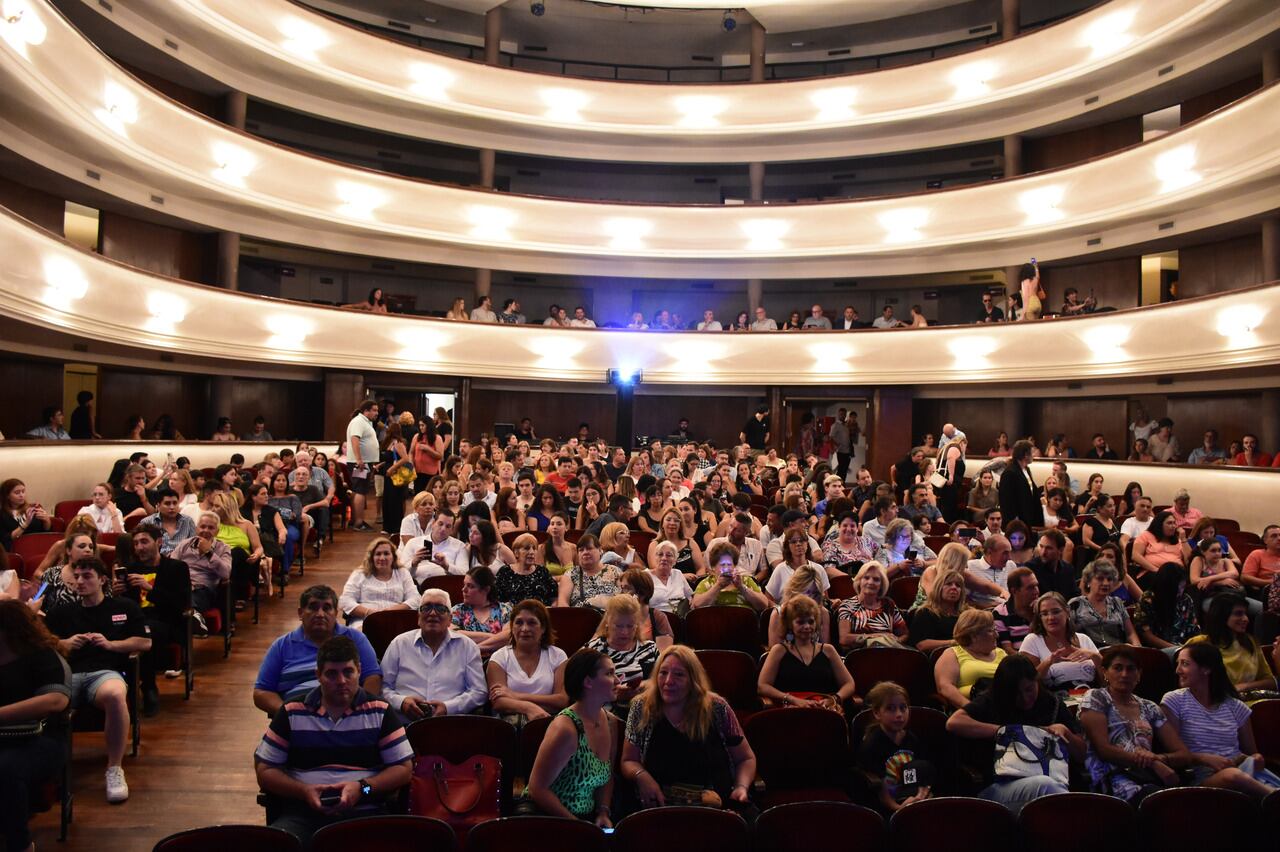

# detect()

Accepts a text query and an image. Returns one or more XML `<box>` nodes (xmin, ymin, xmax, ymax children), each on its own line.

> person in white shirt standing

<box><xmin>346</xmin><ymin>400</ymin><xmax>380</xmax><ymax>532</ymax></box>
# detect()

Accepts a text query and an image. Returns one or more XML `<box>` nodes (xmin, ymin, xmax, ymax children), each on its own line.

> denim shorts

<box><xmin>70</xmin><ymin>670</ymin><xmax>125</xmax><ymax>707</ymax></box>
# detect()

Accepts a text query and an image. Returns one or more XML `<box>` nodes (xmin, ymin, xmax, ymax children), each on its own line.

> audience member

<box><xmin>451</xmin><ymin>566</ymin><xmax>512</xmax><ymax>653</ymax></box>
<box><xmin>118</xmin><ymin>525</ymin><xmax>191</xmax><ymax>716</ymax></box>
<box><xmin>872</xmin><ymin>306</ymin><xmax>903</xmax><ymax>329</ymax></box>
<box><xmin>345</xmin><ymin>400</ymin><xmax>380</xmax><ymax>531</ymax></box>
<box><xmin>399</xmin><ymin>509</ymin><xmax>467</xmax><ymax>582</ymax></box>
<box><xmin>758</xmin><ymin>595</ymin><xmax>855</xmax><ymax>709</ymax></box>
<box><xmin>998</xmin><ymin>440</ymin><xmax>1044</xmax><ymax>530</ymax></box>
<box><xmin>487</xmin><ymin>599</ymin><xmax>568</xmax><ymax>726</ymax></box>
<box><xmin>837</xmin><ymin>562</ymin><xmax>908</xmax><ymax>650</ymax></box>
<box><xmin>975</xmin><ymin>292</ymin><xmax>1004</xmax><ymax>323</ymax></box>
<box><xmin>935</xmin><ymin>609</ymin><xmax>1007</xmax><ymax>710</ymax></box>
<box><xmin>25</xmin><ymin>406</ymin><xmax>70</xmax><ymax>440</ymax></box>
<box><xmin>1068</xmin><ymin>561</ymin><xmax>1141</xmax><ymax>649</ymax></box>
<box><xmin>967</xmin><ymin>534</ymin><xmax>1016</xmax><ymax>608</ymax></box>
<box><xmin>1189</xmin><ymin>595</ymin><xmax>1276</xmax><ymax>700</ymax></box>
<box><xmin>858</xmin><ymin>682</ymin><xmax>934</xmax><ymax>813</ymax></box>
<box><xmin>1187</xmin><ymin>429</ymin><xmax>1227</xmax><ymax>464</ymax></box>
<box><xmin>338</xmin><ymin>537</ymin><xmax>420</xmax><ymax>631</ymax></box>
<box><xmin>1231</xmin><ymin>434</ymin><xmax>1271</xmax><ymax>467</ymax></box>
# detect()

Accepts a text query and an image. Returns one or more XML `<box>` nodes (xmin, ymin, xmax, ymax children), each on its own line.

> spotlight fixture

<box><xmin>607</xmin><ymin>367</ymin><xmax>642</xmax><ymax>387</ymax></box>
<box><xmin>530</xmin><ymin>1</ymin><xmax>545</xmax><ymax>16</ymax></box>
<box><xmin>722</xmin><ymin>11</ymin><xmax>736</xmax><ymax>32</ymax></box>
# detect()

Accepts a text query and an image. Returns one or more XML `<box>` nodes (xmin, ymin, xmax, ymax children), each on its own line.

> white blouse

<box><xmin>77</xmin><ymin>503</ymin><xmax>123</xmax><ymax>533</ymax></box>
<box><xmin>339</xmin><ymin>568</ymin><xmax>422</xmax><ymax>629</ymax></box>
<box><xmin>488</xmin><ymin>644</ymin><xmax>567</xmax><ymax>695</ymax></box>
<box><xmin>646</xmin><ymin>569</ymin><xmax>693</xmax><ymax>613</ymax></box>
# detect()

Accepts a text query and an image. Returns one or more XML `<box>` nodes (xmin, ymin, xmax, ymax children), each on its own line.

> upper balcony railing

<box><xmin>3</xmin><ymin>3</ymin><xmax>1279</xmax><ymax>281</ymax></box>
<box><xmin>53</xmin><ymin>0</ymin><xmax>1280</xmax><ymax>162</ymax></box>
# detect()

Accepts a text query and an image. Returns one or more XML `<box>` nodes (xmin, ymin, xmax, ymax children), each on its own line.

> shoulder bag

<box><xmin>409</xmin><ymin>754</ymin><xmax>502</xmax><ymax>839</ymax></box>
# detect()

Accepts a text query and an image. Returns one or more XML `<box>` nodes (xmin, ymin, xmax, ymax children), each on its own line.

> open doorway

<box><xmin>783</xmin><ymin>398</ymin><xmax>870</xmax><ymax>481</ymax></box>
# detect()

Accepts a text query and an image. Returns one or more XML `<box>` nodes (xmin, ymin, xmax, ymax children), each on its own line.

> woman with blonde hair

<box><xmin>600</xmin><ymin>521</ymin><xmax>643</xmax><ymax>568</ymax></box>
<box><xmin>914</xmin><ymin>541</ymin><xmax>1006</xmax><ymax>610</ymax></box>
<box><xmin>766</xmin><ymin>564</ymin><xmax>831</xmax><ymax>646</ymax></box>
<box><xmin>647</xmin><ymin>507</ymin><xmax>705</xmax><ymax>578</ymax></box>
<box><xmin>837</xmin><ymin>561</ymin><xmax>907</xmax><ymax>650</ymax></box>
<box><xmin>445</xmin><ymin>297</ymin><xmax>470</xmax><ymax>321</ymax></box>
<box><xmin>586</xmin><ymin>593</ymin><xmax>658</xmax><ymax>714</ymax></box>
<box><xmin>211</xmin><ymin>489</ymin><xmax>265</xmax><ymax>608</ymax></box>
<box><xmin>620</xmin><ymin>645</ymin><xmax>758</xmax><ymax>812</ymax></box>
<box><xmin>935</xmin><ymin>609</ymin><xmax>1007</xmax><ymax>710</ymax></box>
<box><xmin>338</xmin><ymin>536</ymin><xmax>420</xmax><ymax>630</ymax></box>
<box><xmin>908</xmin><ymin>568</ymin><xmax>968</xmax><ymax>653</ymax></box>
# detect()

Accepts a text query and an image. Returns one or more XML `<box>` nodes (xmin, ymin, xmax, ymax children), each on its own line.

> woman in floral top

<box><xmin>1132</xmin><ymin>563</ymin><xmax>1200</xmax><ymax>655</ymax></box>
<box><xmin>1079</xmin><ymin>646</ymin><xmax>1191</xmax><ymax>803</ymax></box>
<box><xmin>822</xmin><ymin>512</ymin><xmax>876</xmax><ymax>570</ymax></box>
<box><xmin>452</xmin><ymin>565</ymin><xmax>512</xmax><ymax>654</ymax></box>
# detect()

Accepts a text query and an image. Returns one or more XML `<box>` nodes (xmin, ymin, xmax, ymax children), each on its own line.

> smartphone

<box><xmin>34</xmin><ymin>580</ymin><xmax>49</xmax><ymax>600</ymax></box>
<box><xmin>602</xmin><ymin>828</ymin><xmax>615</xmax><ymax>835</ymax></box>
<box><xmin>904</xmin><ymin>549</ymin><xmax>918</xmax><ymax>560</ymax></box>
<box><xmin>957</xmin><ymin>528</ymin><xmax>978</xmax><ymax>540</ymax></box>
<box><xmin>319</xmin><ymin>791</ymin><xmax>342</xmax><ymax>808</ymax></box>
<box><xmin>421</xmin><ymin>539</ymin><xmax>433</xmax><ymax>559</ymax></box>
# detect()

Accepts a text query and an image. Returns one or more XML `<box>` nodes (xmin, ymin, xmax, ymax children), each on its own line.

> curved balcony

<box><xmin>53</xmin><ymin>0</ymin><xmax>1280</xmax><ymax>162</ymax></box>
<box><xmin>2</xmin><ymin>7</ymin><xmax>1279</xmax><ymax>279</ymax></box>
<box><xmin>3</xmin><ymin>207</ymin><xmax>1277</xmax><ymax>386</ymax></box>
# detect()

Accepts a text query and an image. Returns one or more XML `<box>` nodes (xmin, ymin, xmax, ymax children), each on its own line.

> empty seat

<box><xmin>694</xmin><ymin>649</ymin><xmax>762</xmax><ymax>716</ymax></box>
<box><xmin>612</xmin><ymin>806</ymin><xmax>749</xmax><ymax>852</ymax></box>
<box><xmin>363</xmin><ymin>609</ymin><xmax>421</xmax><ymax>658</ymax></box>
<box><xmin>844</xmin><ymin>647</ymin><xmax>935</xmax><ymax>704</ymax></box>
<box><xmin>467</xmin><ymin>815</ymin><xmax>605</xmax><ymax>852</ymax></box>
<box><xmin>683</xmin><ymin>606</ymin><xmax>762</xmax><ymax>656</ymax></box>
<box><xmin>1251</xmin><ymin>699</ymin><xmax>1280</xmax><ymax>767</ymax></box>
<box><xmin>744</xmin><ymin>707</ymin><xmax>850</xmax><ymax>807</ymax></box>
<box><xmin>548</xmin><ymin>606</ymin><xmax>602</xmax><ymax>654</ymax></box>
<box><xmin>887</xmin><ymin>576</ymin><xmax>920</xmax><ymax>610</ymax></box>
<box><xmin>828</xmin><ymin>574</ymin><xmax>856</xmax><ymax>600</ymax></box>
<box><xmin>1019</xmin><ymin>793</ymin><xmax>1134</xmax><ymax>852</ymax></box>
<box><xmin>421</xmin><ymin>575</ymin><xmax>465</xmax><ymax>602</ymax></box>
<box><xmin>311</xmin><ymin>815</ymin><xmax>455</xmax><ymax>852</ymax></box>
<box><xmin>53</xmin><ymin>499</ymin><xmax>91</xmax><ymax>523</ymax></box>
<box><xmin>1117</xmin><ymin>644</ymin><xmax>1176</xmax><ymax>703</ymax></box>
<box><xmin>889</xmin><ymin>796</ymin><xmax>1015</xmax><ymax>852</ymax></box>
<box><xmin>154</xmin><ymin>825</ymin><xmax>301</xmax><ymax>852</ymax></box>
<box><xmin>1137</xmin><ymin>787</ymin><xmax>1257</xmax><ymax>851</ymax></box>
<box><xmin>754</xmin><ymin>801</ymin><xmax>885</xmax><ymax>852</ymax></box>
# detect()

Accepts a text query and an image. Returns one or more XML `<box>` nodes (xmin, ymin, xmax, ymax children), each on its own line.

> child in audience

<box><xmin>856</xmin><ymin>681</ymin><xmax>933</xmax><ymax>813</ymax></box>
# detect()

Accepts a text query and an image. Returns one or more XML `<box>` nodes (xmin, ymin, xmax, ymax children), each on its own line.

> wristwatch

<box><xmin>358</xmin><ymin>778</ymin><xmax>373</xmax><ymax>800</ymax></box>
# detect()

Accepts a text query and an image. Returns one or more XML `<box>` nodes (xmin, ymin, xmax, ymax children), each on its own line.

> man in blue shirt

<box><xmin>26</xmin><ymin>405</ymin><xmax>70</xmax><ymax>440</ymax></box>
<box><xmin>253</xmin><ymin>585</ymin><xmax>382</xmax><ymax>716</ymax></box>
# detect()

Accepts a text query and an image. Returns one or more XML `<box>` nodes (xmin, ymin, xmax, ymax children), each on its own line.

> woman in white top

<box><xmin>645</xmin><ymin>541</ymin><xmax>693</xmax><ymax>615</ymax></box>
<box><xmin>487</xmin><ymin>599</ymin><xmax>569</xmax><ymax>725</ymax></box>
<box><xmin>600</xmin><ymin>522</ymin><xmax>643</xmax><ymax>569</ymax></box>
<box><xmin>338</xmin><ymin>536</ymin><xmax>421</xmax><ymax>630</ymax></box>
<box><xmin>167</xmin><ymin>469</ymin><xmax>199</xmax><ymax>514</ymax></box>
<box><xmin>1019</xmin><ymin>592</ymin><xmax>1101</xmax><ymax>693</ymax></box>
<box><xmin>398</xmin><ymin>490</ymin><xmax>435</xmax><ymax>543</ymax></box>
<box><xmin>465</xmin><ymin>520</ymin><xmax>515</xmax><ymax>571</ymax></box>
<box><xmin>76</xmin><ymin>483</ymin><xmax>125</xmax><ymax>534</ymax></box>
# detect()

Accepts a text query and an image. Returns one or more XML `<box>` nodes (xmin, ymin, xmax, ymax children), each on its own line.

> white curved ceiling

<box><xmin>64</xmin><ymin>0</ymin><xmax>1280</xmax><ymax>161</ymax></box>
<box><xmin>2</xmin><ymin>207</ymin><xmax>1277</xmax><ymax>384</ymax></box>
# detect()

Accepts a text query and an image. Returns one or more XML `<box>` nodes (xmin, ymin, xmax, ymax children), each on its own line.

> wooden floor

<box><xmin>31</xmin><ymin>528</ymin><xmax>374</xmax><ymax>851</ymax></box>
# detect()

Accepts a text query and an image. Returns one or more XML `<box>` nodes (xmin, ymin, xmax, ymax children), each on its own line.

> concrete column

<box><xmin>1003</xmin><ymin>398</ymin><xmax>1027</xmax><ymax>442</ymax></box>
<box><xmin>1263</xmin><ymin>48</ymin><xmax>1279</xmax><ymax>84</ymax></box>
<box><xmin>748</xmin><ymin>279</ymin><xmax>763</xmax><ymax>315</ymax></box>
<box><xmin>218</xmin><ymin>92</ymin><xmax>248</xmax><ymax>291</ymax></box>
<box><xmin>484</xmin><ymin>9</ymin><xmax>502</xmax><ymax>65</ymax></box>
<box><xmin>457</xmin><ymin>377</ymin><xmax>472</xmax><ymax>442</ymax></box>
<box><xmin>1260</xmin><ymin>390</ymin><xmax>1280</xmax><ymax>458</ymax></box>
<box><xmin>1003</xmin><ymin>134</ymin><xmax>1022</xmax><ymax>178</ymax></box>
<box><xmin>749</xmin><ymin>162</ymin><xmax>765</xmax><ymax>202</ymax></box>
<box><xmin>1262</xmin><ymin>218</ymin><xmax>1280</xmax><ymax>284</ymax></box>
<box><xmin>749</xmin><ymin>22</ymin><xmax>766</xmax><ymax>82</ymax></box>
<box><xmin>208</xmin><ymin>376</ymin><xmax>234</xmax><ymax>436</ymax></box>
<box><xmin>1001</xmin><ymin>0</ymin><xmax>1020</xmax><ymax>39</ymax></box>
<box><xmin>474</xmin><ymin>268</ymin><xmax>492</xmax><ymax>301</ymax></box>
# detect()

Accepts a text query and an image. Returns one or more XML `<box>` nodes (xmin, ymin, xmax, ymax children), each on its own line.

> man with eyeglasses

<box><xmin>380</xmin><ymin>589</ymin><xmax>486</xmax><ymax>721</ymax></box>
<box><xmin>253</xmin><ymin>585</ymin><xmax>382</xmax><ymax>716</ymax></box>
<box><xmin>976</xmin><ymin>292</ymin><xmax>1004</xmax><ymax>323</ymax></box>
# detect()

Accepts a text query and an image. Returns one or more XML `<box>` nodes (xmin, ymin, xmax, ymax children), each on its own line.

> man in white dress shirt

<box><xmin>380</xmin><ymin>590</ymin><xmax>487</xmax><ymax>720</ymax></box>
<box><xmin>460</xmin><ymin>472</ymin><xmax>497</xmax><ymax>510</ymax></box>
<box><xmin>398</xmin><ymin>509</ymin><xmax>467</xmax><ymax>582</ymax></box>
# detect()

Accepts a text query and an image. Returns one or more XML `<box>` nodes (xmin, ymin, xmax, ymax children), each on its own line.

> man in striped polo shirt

<box><xmin>255</xmin><ymin>635</ymin><xmax>413</xmax><ymax>845</ymax></box>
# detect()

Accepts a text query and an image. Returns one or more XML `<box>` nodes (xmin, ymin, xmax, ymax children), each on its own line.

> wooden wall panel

<box><xmin>469</xmin><ymin>388</ymin><xmax>617</xmax><ymax>444</ymax></box>
<box><xmin>99</xmin><ymin>212</ymin><xmax>218</xmax><ymax>284</ymax></box>
<box><xmin>1027</xmin><ymin>398</ymin><xmax>1129</xmax><ymax>453</ymax></box>
<box><xmin>1040</xmin><ymin>257</ymin><xmax>1141</xmax><ymax>312</ymax></box>
<box><xmin>1182</xmin><ymin>75</ymin><xmax>1261</xmax><ymax>125</ymax></box>
<box><xmin>0</xmin><ymin>174</ymin><xmax>64</xmax><ymax>233</ymax></box>
<box><xmin>1177</xmin><ymin>234</ymin><xmax>1263</xmax><ymax>298</ymax></box>
<box><xmin>1166</xmin><ymin>393</ymin><xmax>1260</xmax><ymax>450</ymax></box>
<box><xmin>913</xmin><ymin>398</ymin><xmax>1008</xmax><ymax>454</ymax></box>
<box><xmin>231</xmin><ymin>378</ymin><xmax>325</xmax><ymax>442</ymax></box>
<box><xmin>634</xmin><ymin>394</ymin><xmax>762</xmax><ymax>447</ymax></box>
<box><xmin>0</xmin><ymin>356</ymin><xmax>67</xmax><ymax>440</ymax></box>
<box><xmin>868</xmin><ymin>388</ymin><xmax>913</xmax><ymax>481</ymax></box>
<box><xmin>96</xmin><ymin>369</ymin><xmax>207</xmax><ymax>439</ymax></box>
<box><xmin>1023</xmin><ymin>116</ymin><xmax>1142</xmax><ymax>173</ymax></box>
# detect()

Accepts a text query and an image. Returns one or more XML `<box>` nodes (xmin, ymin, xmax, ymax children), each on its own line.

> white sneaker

<box><xmin>105</xmin><ymin>766</ymin><xmax>129</xmax><ymax>803</ymax></box>
<box><xmin>164</xmin><ymin>669</ymin><xmax>183</xmax><ymax>679</ymax></box>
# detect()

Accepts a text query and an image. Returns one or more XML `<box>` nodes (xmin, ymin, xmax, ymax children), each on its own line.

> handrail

<box><xmin>3</xmin><ymin>7</ymin><xmax>1279</xmax><ymax>280</ymax></box>
<box><xmin>2</xmin><ymin>205</ymin><xmax>1277</xmax><ymax>387</ymax></box>
<box><xmin>61</xmin><ymin>0</ymin><xmax>1280</xmax><ymax>162</ymax></box>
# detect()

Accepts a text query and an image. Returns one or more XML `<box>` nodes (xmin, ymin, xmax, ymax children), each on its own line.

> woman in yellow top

<box><xmin>934</xmin><ymin>609</ymin><xmax>1007</xmax><ymax>710</ymax></box>
<box><xmin>212</xmin><ymin>490</ymin><xmax>265</xmax><ymax>609</ymax></box>
<box><xmin>1018</xmin><ymin>261</ymin><xmax>1045</xmax><ymax>321</ymax></box>
<box><xmin>1190</xmin><ymin>594</ymin><xmax>1277</xmax><ymax>703</ymax></box>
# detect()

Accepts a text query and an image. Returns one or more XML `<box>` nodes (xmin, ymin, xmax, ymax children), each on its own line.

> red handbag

<box><xmin>409</xmin><ymin>754</ymin><xmax>501</xmax><ymax>839</ymax></box>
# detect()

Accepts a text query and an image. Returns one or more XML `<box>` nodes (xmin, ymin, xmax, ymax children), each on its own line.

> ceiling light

<box><xmin>1216</xmin><ymin>305</ymin><xmax>1263</xmax><ymax>349</ymax></box>
<box><xmin>1154</xmin><ymin>145</ymin><xmax>1200</xmax><ymax>193</ymax></box>
<box><xmin>722</xmin><ymin>12</ymin><xmax>736</xmax><ymax>32</ymax></box>
<box><xmin>278</xmin><ymin>16</ymin><xmax>329</xmax><ymax>59</ymax></box>
<box><xmin>530</xmin><ymin>2</ymin><xmax>545</xmax><ymax>16</ymax></box>
<box><xmin>42</xmin><ymin>256</ymin><xmax>88</xmax><ymax>302</ymax></box>
<box><xmin>335</xmin><ymin>181</ymin><xmax>386</xmax><ymax>219</ymax></box>
<box><xmin>467</xmin><ymin>205</ymin><xmax>517</xmax><ymax>241</ymax></box>
<box><xmin>809</xmin><ymin>342</ymin><xmax>854</xmax><ymax>373</ymax></box>
<box><xmin>541</xmin><ymin>87</ymin><xmax>590</xmax><ymax>123</ymax></box>
<box><xmin>740</xmin><ymin>218</ymin><xmax>789</xmax><ymax>251</ymax></box>
<box><xmin>810</xmin><ymin>87</ymin><xmax>857</xmax><ymax>122</ymax></box>
<box><xmin>144</xmin><ymin>291</ymin><xmax>188</xmax><ymax>333</ymax></box>
<box><xmin>93</xmin><ymin>81</ymin><xmax>138</xmax><ymax>136</ymax></box>
<box><xmin>673</xmin><ymin>95</ymin><xmax>727</xmax><ymax>128</ymax></box>
<box><xmin>1079</xmin><ymin>325</ymin><xmax>1129</xmax><ymax>361</ymax></box>
<box><xmin>948</xmin><ymin>335</ymin><xmax>997</xmax><ymax>367</ymax></box>
<box><xmin>1083</xmin><ymin>8</ymin><xmax>1136</xmax><ymax>59</ymax></box>
<box><xmin>878</xmin><ymin>208</ymin><xmax>929</xmax><ymax>243</ymax></box>
<box><xmin>211</xmin><ymin>142</ymin><xmax>256</xmax><ymax>187</ymax></box>
<box><xmin>604</xmin><ymin>217</ymin><xmax>652</xmax><ymax>250</ymax></box>
<box><xmin>408</xmin><ymin>63</ymin><xmax>454</xmax><ymax>101</ymax></box>
<box><xmin>266</xmin><ymin>316</ymin><xmax>311</xmax><ymax>350</ymax></box>
<box><xmin>1019</xmin><ymin>185</ymin><xmax>1065</xmax><ymax>225</ymax></box>
<box><xmin>950</xmin><ymin>61</ymin><xmax>996</xmax><ymax>100</ymax></box>
<box><xmin>1</xmin><ymin>0</ymin><xmax>47</xmax><ymax>59</ymax></box>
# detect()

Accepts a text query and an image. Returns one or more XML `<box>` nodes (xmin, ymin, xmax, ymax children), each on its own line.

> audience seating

<box><xmin>467</xmin><ymin>816</ymin><xmax>605</xmax><ymax>852</ymax></box>
<box><xmin>548</xmin><ymin>606</ymin><xmax>601</xmax><ymax>654</ymax></box>
<box><xmin>694</xmin><ymin>649</ymin><xmax>763</xmax><ymax>717</ymax></box>
<box><xmin>1251</xmin><ymin>699</ymin><xmax>1280</xmax><ymax>769</ymax></box>
<box><xmin>1263</xmin><ymin>644</ymin><xmax>1278</xmax><ymax>680</ymax></box>
<box><xmin>828</xmin><ymin>574</ymin><xmax>855</xmax><ymax>600</ymax></box>
<box><xmin>28</xmin><ymin>710</ymin><xmax>73</xmax><ymax>841</ymax></box>
<box><xmin>628</xmin><ymin>530</ymin><xmax>655</xmax><ymax>557</ymax></box>
<box><xmin>310</xmin><ymin>814</ymin><xmax>456</xmax><ymax>852</ymax></box>
<box><xmin>743</xmin><ymin>707</ymin><xmax>850</xmax><ymax>806</ymax></box>
<box><xmin>1119</xmin><ymin>645</ymin><xmax>1176</xmax><ymax>703</ymax></box>
<box><xmin>9</xmin><ymin>551</ymin><xmax>29</xmax><ymax>580</ymax></box>
<box><xmin>405</xmin><ymin>716</ymin><xmax>518</xmax><ymax>813</ymax></box>
<box><xmin>11</xmin><ymin>532</ymin><xmax>61</xmax><ymax>565</ymax></box>
<box><xmin>889</xmin><ymin>796</ymin><xmax>1015</xmax><ymax>852</ymax></box>
<box><xmin>1137</xmin><ymin>787</ymin><xmax>1257</xmax><ymax>851</ymax></box>
<box><xmin>753</xmin><ymin>801</ymin><xmax>885</xmax><ymax>852</ymax></box>
<box><xmin>565</xmin><ymin>529</ymin><xmax>584</xmax><ymax>544</ymax></box>
<box><xmin>53</xmin><ymin>499</ymin><xmax>90</xmax><ymax>524</ymax></box>
<box><xmin>1019</xmin><ymin>793</ymin><xmax>1134</xmax><ymax>852</ymax></box>
<box><xmin>422</xmin><ymin>574</ymin><xmax>465</xmax><ymax>603</ymax></box>
<box><xmin>683</xmin><ymin>606</ymin><xmax>762</xmax><ymax>656</ymax></box>
<box><xmin>887</xmin><ymin>576</ymin><xmax>920</xmax><ymax>610</ymax></box>
<box><xmin>363</xmin><ymin>609</ymin><xmax>421</xmax><ymax>658</ymax></box>
<box><xmin>611</xmin><ymin>807</ymin><xmax>749</xmax><ymax>852</ymax></box>
<box><xmin>929</xmin><ymin>521</ymin><xmax>950</xmax><ymax>536</ymax></box>
<box><xmin>1215</xmin><ymin>518</ymin><xmax>1241</xmax><ymax>533</ymax></box>
<box><xmin>1263</xmin><ymin>789</ymin><xmax>1280</xmax><ymax>835</ymax></box>
<box><xmin>512</xmin><ymin>716</ymin><xmax>555</xmax><ymax>798</ymax></box>
<box><xmin>153</xmin><ymin>825</ymin><xmax>301</xmax><ymax>852</ymax></box>
<box><xmin>924</xmin><ymin>535</ymin><xmax>950</xmax><ymax>554</ymax></box>
<box><xmin>844</xmin><ymin>647</ymin><xmax>935</xmax><ymax>704</ymax></box>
